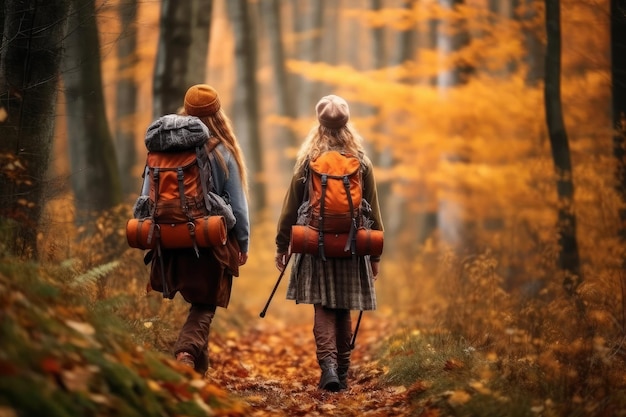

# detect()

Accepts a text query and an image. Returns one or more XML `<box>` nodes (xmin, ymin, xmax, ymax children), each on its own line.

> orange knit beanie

<box><xmin>184</xmin><ymin>84</ymin><xmax>221</xmax><ymax>117</ymax></box>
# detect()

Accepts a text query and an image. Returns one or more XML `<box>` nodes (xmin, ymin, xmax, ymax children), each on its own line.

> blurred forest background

<box><xmin>2</xmin><ymin>0</ymin><xmax>626</xmax><ymax>415</ymax></box>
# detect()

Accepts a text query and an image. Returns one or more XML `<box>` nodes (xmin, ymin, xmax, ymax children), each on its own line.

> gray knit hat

<box><xmin>316</xmin><ymin>95</ymin><xmax>349</xmax><ymax>129</ymax></box>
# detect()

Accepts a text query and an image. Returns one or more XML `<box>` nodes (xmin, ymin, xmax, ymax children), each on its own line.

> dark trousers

<box><xmin>174</xmin><ymin>303</ymin><xmax>216</xmax><ymax>373</ymax></box>
<box><xmin>313</xmin><ymin>304</ymin><xmax>352</xmax><ymax>372</ymax></box>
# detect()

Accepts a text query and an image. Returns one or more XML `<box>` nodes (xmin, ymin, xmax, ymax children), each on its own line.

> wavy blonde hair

<box><xmin>293</xmin><ymin>123</ymin><xmax>366</xmax><ymax>174</ymax></box>
<box><xmin>197</xmin><ymin>109</ymin><xmax>249</xmax><ymax>193</ymax></box>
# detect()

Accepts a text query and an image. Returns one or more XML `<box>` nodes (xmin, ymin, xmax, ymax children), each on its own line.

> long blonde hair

<box><xmin>198</xmin><ymin>109</ymin><xmax>249</xmax><ymax>193</ymax></box>
<box><xmin>293</xmin><ymin>123</ymin><xmax>366</xmax><ymax>174</ymax></box>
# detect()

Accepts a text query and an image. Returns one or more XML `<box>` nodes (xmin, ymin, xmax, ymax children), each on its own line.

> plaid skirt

<box><xmin>286</xmin><ymin>254</ymin><xmax>377</xmax><ymax>310</ymax></box>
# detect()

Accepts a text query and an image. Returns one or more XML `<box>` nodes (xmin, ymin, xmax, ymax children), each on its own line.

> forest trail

<box><xmin>206</xmin><ymin>311</ymin><xmax>413</xmax><ymax>416</ymax></box>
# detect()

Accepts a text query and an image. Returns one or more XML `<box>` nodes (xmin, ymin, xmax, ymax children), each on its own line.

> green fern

<box><xmin>72</xmin><ymin>260</ymin><xmax>120</xmax><ymax>288</ymax></box>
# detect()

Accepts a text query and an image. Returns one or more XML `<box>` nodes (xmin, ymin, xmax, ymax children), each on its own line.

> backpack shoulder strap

<box><xmin>197</xmin><ymin>135</ymin><xmax>222</xmax><ymax>211</ymax></box>
<box><xmin>301</xmin><ymin>160</ymin><xmax>311</xmax><ymax>203</ymax></box>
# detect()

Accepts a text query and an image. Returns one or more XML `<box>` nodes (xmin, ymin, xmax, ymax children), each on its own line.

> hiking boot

<box><xmin>176</xmin><ymin>351</ymin><xmax>195</xmax><ymax>369</ymax></box>
<box><xmin>318</xmin><ymin>358</ymin><xmax>341</xmax><ymax>392</ymax></box>
<box><xmin>337</xmin><ymin>369</ymin><xmax>348</xmax><ymax>390</ymax></box>
<box><xmin>195</xmin><ymin>349</ymin><xmax>210</xmax><ymax>374</ymax></box>
<box><xmin>337</xmin><ymin>351</ymin><xmax>350</xmax><ymax>390</ymax></box>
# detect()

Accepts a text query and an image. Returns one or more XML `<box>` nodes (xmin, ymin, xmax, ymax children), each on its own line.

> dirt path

<box><xmin>206</xmin><ymin>312</ymin><xmax>412</xmax><ymax>416</ymax></box>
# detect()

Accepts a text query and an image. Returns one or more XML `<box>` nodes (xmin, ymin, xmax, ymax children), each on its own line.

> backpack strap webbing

<box><xmin>196</xmin><ymin>146</ymin><xmax>212</xmax><ymax>212</ymax></box>
<box><xmin>151</xmin><ymin>167</ymin><xmax>161</xmax><ymax>217</ymax></box>
<box><xmin>198</xmin><ymin>137</ymin><xmax>221</xmax><ymax>213</ymax></box>
<box><xmin>176</xmin><ymin>167</ymin><xmax>189</xmax><ymax>219</ymax></box>
<box><xmin>317</xmin><ymin>174</ymin><xmax>328</xmax><ymax>261</ymax></box>
<box><xmin>154</xmin><ymin>225</ymin><xmax>170</xmax><ymax>298</ymax></box>
<box><xmin>342</xmin><ymin>175</ymin><xmax>357</xmax><ymax>256</ymax></box>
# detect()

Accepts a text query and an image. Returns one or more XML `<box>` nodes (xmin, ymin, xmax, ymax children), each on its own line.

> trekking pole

<box><xmin>259</xmin><ymin>253</ymin><xmax>292</xmax><ymax>318</ymax></box>
<box><xmin>350</xmin><ymin>310</ymin><xmax>363</xmax><ymax>350</ymax></box>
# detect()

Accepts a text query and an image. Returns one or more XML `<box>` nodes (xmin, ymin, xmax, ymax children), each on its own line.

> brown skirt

<box><xmin>150</xmin><ymin>247</ymin><xmax>232</xmax><ymax>307</ymax></box>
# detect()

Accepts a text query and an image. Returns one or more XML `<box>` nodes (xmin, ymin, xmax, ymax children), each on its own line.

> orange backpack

<box><xmin>126</xmin><ymin>115</ymin><xmax>227</xmax><ymax>255</ymax></box>
<box><xmin>305</xmin><ymin>151</ymin><xmax>363</xmax><ymax>259</ymax></box>
<box><xmin>146</xmin><ymin>147</ymin><xmax>210</xmax><ymax>223</ymax></box>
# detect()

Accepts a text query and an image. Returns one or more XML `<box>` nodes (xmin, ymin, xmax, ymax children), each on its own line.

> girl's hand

<box><xmin>275</xmin><ymin>252</ymin><xmax>288</xmax><ymax>271</ymax></box>
<box><xmin>371</xmin><ymin>261</ymin><xmax>380</xmax><ymax>279</ymax></box>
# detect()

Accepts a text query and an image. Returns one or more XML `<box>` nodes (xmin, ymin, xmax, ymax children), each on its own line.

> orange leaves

<box><xmin>201</xmin><ymin>314</ymin><xmax>421</xmax><ymax>416</ymax></box>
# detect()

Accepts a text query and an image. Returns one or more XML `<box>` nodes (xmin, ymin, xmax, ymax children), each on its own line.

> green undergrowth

<box><xmin>0</xmin><ymin>256</ymin><xmax>249</xmax><ymax>417</ymax></box>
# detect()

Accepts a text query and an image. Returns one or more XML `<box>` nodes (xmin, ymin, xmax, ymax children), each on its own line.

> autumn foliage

<box><xmin>2</xmin><ymin>0</ymin><xmax>625</xmax><ymax>416</ymax></box>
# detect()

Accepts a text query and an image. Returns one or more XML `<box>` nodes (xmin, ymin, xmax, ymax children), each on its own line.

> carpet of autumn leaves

<box><xmin>205</xmin><ymin>312</ymin><xmax>414</xmax><ymax>416</ymax></box>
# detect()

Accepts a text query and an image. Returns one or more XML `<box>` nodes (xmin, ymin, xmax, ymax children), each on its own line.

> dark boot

<box><xmin>336</xmin><ymin>309</ymin><xmax>352</xmax><ymax>390</ymax></box>
<box><xmin>195</xmin><ymin>347</ymin><xmax>210</xmax><ymax>374</ymax></box>
<box><xmin>337</xmin><ymin>351</ymin><xmax>351</xmax><ymax>390</ymax></box>
<box><xmin>318</xmin><ymin>358</ymin><xmax>341</xmax><ymax>392</ymax></box>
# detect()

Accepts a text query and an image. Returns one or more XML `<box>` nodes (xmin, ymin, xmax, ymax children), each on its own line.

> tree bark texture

<box><xmin>612</xmin><ymin>0</ymin><xmax>626</xmax><ymax>244</ymax></box>
<box><xmin>0</xmin><ymin>0</ymin><xmax>69</xmax><ymax>258</ymax></box>
<box><xmin>226</xmin><ymin>0</ymin><xmax>265</xmax><ymax>215</ymax></box>
<box><xmin>63</xmin><ymin>0</ymin><xmax>121</xmax><ymax>225</ymax></box>
<box><xmin>544</xmin><ymin>0</ymin><xmax>581</xmax><ymax>294</ymax></box>
<box><xmin>115</xmin><ymin>0</ymin><xmax>139</xmax><ymax>195</ymax></box>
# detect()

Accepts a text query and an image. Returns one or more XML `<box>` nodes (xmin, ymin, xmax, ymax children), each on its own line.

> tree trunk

<box><xmin>261</xmin><ymin>0</ymin><xmax>298</xmax><ymax>177</ymax></box>
<box><xmin>152</xmin><ymin>0</ymin><xmax>192</xmax><ymax>117</ymax></box>
<box><xmin>115</xmin><ymin>0</ymin><xmax>139</xmax><ymax>196</ymax></box>
<box><xmin>152</xmin><ymin>0</ymin><xmax>212</xmax><ymax>118</ymax></box>
<box><xmin>488</xmin><ymin>0</ymin><xmax>516</xmax><ymax>75</ymax></box>
<box><xmin>226</xmin><ymin>0</ymin><xmax>265</xmax><ymax>216</ymax></box>
<box><xmin>520</xmin><ymin>0</ymin><xmax>544</xmax><ymax>85</ymax></box>
<box><xmin>63</xmin><ymin>0</ymin><xmax>121</xmax><ymax>226</ymax></box>
<box><xmin>324</xmin><ymin>0</ymin><xmax>341</xmax><ymax>66</ymax></box>
<box><xmin>368</xmin><ymin>0</ymin><xmax>394</xmax><ymax>229</ymax></box>
<box><xmin>187</xmin><ymin>0</ymin><xmax>212</xmax><ymax>87</ymax></box>
<box><xmin>544</xmin><ymin>0</ymin><xmax>581</xmax><ymax>295</ymax></box>
<box><xmin>0</xmin><ymin>0</ymin><xmax>69</xmax><ymax>258</ymax></box>
<box><xmin>0</xmin><ymin>5</ymin><xmax>5</xmax><ymax>52</ymax></box>
<box><xmin>394</xmin><ymin>0</ymin><xmax>416</xmax><ymax>67</ymax></box>
<box><xmin>437</xmin><ymin>0</ymin><xmax>471</xmax><ymax>88</ymax></box>
<box><xmin>436</xmin><ymin>0</ymin><xmax>473</xmax><ymax>248</ymax></box>
<box><xmin>612</xmin><ymin>0</ymin><xmax>626</xmax><ymax>246</ymax></box>
<box><xmin>297</xmin><ymin>0</ymin><xmax>325</xmax><ymax>115</ymax></box>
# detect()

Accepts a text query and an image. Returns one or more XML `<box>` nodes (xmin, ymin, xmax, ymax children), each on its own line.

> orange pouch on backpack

<box><xmin>126</xmin><ymin>216</ymin><xmax>227</xmax><ymax>250</ymax></box>
<box><xmin>290</xmin><ymin>225</ymin><xmax>383</xmax><ymax>257</ymax></box>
